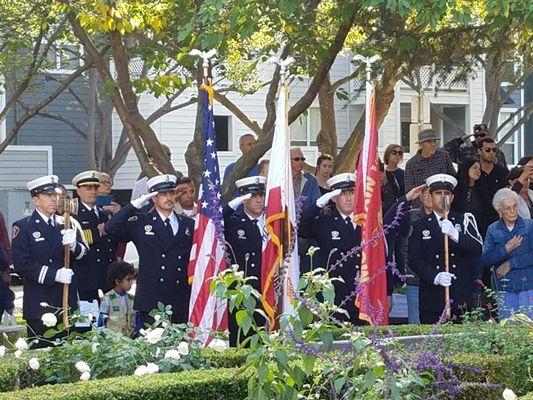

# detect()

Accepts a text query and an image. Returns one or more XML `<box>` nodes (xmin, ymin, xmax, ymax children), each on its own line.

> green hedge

<box><xmin>0</xmin><ymin>367</ymin><xmax>251</xmax><ymax>400</ymax></box>
<box><xmin>519</xmin><ymin>393</ymin><xmax>533</xmax><ymax>400</ymax></box>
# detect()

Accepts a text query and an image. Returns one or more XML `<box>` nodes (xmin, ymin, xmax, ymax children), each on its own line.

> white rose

<box><xmin>14</xmin><ymin>350</ymin><xmax>22</xmax><ymax>358</ymax></box>
<box><xmin>75</xmin><ymin>361</ymin><xmax>91</xmax><ymax>373</ymax></box>
<box><xmin>91</xmin><ymin>343</ymin><xmax>99</xmax><ymax>353</ymax></box>
<box><xmin>41</xmin><ymin>313</ymin><xmax>57</xmax><ymax>327</ymax></box>
<box><xmin>146</xmin><ymin>363</ymin><xmax>159</xmax><ymax>374</ymax></box>
<box><xmin>177</xmin><ymin>341</ymin><xmax>189</xmax><ymax>356</ymax></box>
<box><xmin>164</xmin><ymin>349</ymin><xmax>181</xmax><ymax>360</ymax></box>
<box><xmin>29</xmin><ymin>358</ymin><xmax>40</xmax><ymax>370</ymax></box>
<box><xmin>134</xmin><ymin>365</ymin><xmax>147</xmax><ymax>376</ymax></box>
<box><xmin>154</xmin><ymin>315</ymin><xmax>161</xmax><ymax>322</ymax></box>
<box><xmin>207</xmin><ymin>338</ymin><xmax>228</xmax><ymax>352</ymax></box>
<box><xmin>80</xmin><ymin>371</ymin><xmax>90</xmax><ymax>381</ymax></box>
<box><xmin>0</xmin><ymin>346</ymin><xmax>6</xmax><ymax>357</ymax></box>
<box><xmin>503</xmin><ymin>388</ymin><xmax>517</xmax><ymax>400</ymax></box>
<box><xmin>15</xmin><ymin>338</ymin><xmax>28</xmax><ymax>350</ymax></box>
<box><xmin>145</xmin><ymin>327</ymin><xmax>164</xmax><ymax>344</ymax></box>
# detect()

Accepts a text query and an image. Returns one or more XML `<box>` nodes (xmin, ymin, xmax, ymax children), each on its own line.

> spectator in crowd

<box><xmin>223</xmin><ymin>134</ymin><xmax>260</xmax><ymax>180</ymax></box>
<box><xmin>99</xmin><ymin>261</ymin><xmax>138</xmax><ymax>337</ymax></box>
<box><xmin>384</xmin><ymin>144</ymin><xmax>405</xmax><ymax>196</ymax></box>
<box><xmin>508</xmin><ymin>166</ymin><xmax>533</xmax><ymax>219</ymax></box>
<box><xmin>0</xmin><ymin>211</ymin><xmax>12</xmax><ymax>269</ymax></box>
<box><xmin>380</xmin><ymin>159</ymin><xmax>401</xmax><ymax>215</ymax></box>
<box><xmin>408</xmin><ymin>174</ymin><xmax>483</xmax><ymax>323</ymax></box>
<box><xmin>483</xmin><ymin>188</ymin><xmax>533</xmax><ymax>319</ymax></box>
<box><xmin>290</xmin><ymin>147</ymin><xmax>321</xmax><ymax>211</ymax></box>
<box><xmin>404</xmin><ymin>129</ymin><xmax>456</xmax><ymax>206</ymax></box>
<box><xmin>444</xmin><ymin>123</ymin><xmax>508</xmax><ymax>168</ymax></box>
<box><xmin>315</xmin><ymin>154</ymin><xmax>334</xmax><ymax>195</ymax></box>
<box><xmin>258</xmin><ymin>159</ymin><xmax>270</xmax><ymax>177</ymax></box>
<box><xmin>174</xmin><ymin>177</ymin><xmax>198</xmax><ymax>218</ymax></box>
<box><xmin>517</xmin><ymin>155</ymin><xmax>533</xmax><ymax>166</ymax></box>
<box><xmin>131</xmin><ymin>143</ymin><xmax>174</xmax><ymax>200</ymax></box>
<box><xmin>97</xmin><ymin>172</ymin><xmax>121</xmax><ymax>215</ymax></box>
<box><xmin>477</xmin><ymin>137</ymin><xmax>510</xmax><ymax>235</ymax></box>
<box><xmin>0</xmin><ymin>246</ymin><xmax>14</xmax><ymax>318</ymax></box>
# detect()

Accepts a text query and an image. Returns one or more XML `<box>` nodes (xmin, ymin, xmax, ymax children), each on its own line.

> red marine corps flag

<box><xmin>262</xmin><ymin>80</ymin><xmax>299</xmax><ymax>329</ymax></box>
<box><xmin>354</xmin><ymin>68</ymin><xmax>388</xmax><ymax>326</ymax></box>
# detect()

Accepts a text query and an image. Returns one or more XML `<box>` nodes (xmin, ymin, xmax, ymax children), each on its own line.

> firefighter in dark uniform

<box><xmin>105</xmin><ymin>174</ymin><xmax>194</xmax><ymax>327</ymax></box>
<box><xmin>223</xmin><ymin>176</ymin><xmax>267</xmax><ymax>345</ymax></box>
<box><xmin>408</xmin><ymin>174</ymin><xmax>483</xmax><ymax>323</ymax></box>
<box><xmin>12</xmin><ymin>175</ymin><xmax>88</xmax><ymax>346</ymax></box>
<box><xmin>71</xmin><ymin>171</ymin><xmax>118</xmax><ymax>302</ymax></box>
<box><xmin>299</xmin><ymin>173</ymin><xmax>362</xmax><ymax>324</ymax></box>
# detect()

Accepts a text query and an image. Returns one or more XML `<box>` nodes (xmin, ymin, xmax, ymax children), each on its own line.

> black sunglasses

<box><xmin>292</xmin><ymin>157</ymin><xmax>306</xmax><ymax>162</ymax></box>
<box><xmin>391</xmin><ymin>150</ymin><xmax>403</xmax><ymax>155</ymax></box>
<box><xmin>474</xmin><ymin>132</ymin><xmax>487</xmax><ymax>138</ymax></box>
<box><xmin>483</xmin><ymin>148</ymin><xmax>497</xmax><ymax>153</ymax></box>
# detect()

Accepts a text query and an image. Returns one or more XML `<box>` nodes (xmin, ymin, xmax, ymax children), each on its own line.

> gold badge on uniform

<box><xmin>32</xmin><ymin>231</ymin><xmax>41</xmax><ymax>239</ymax></box>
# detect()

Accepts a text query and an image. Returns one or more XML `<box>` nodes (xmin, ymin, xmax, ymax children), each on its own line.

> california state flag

<box><xmin>354</xmin><ymin>86</ymin><xmax>388</xmax><ymax>326</ymax></box>
<box><xmin>261</xmin><ymin>84</ymin><xmax>299</xmax><ymax>329</ymax></box>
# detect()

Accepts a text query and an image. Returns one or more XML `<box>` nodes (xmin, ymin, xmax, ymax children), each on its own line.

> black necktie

<box><xmin>345</xmin><ymin>216</ymin><xmax>352</xmax><ymax>225</ymax></box>
<box><xmin>92</xmin><ymin>207</ymin><xmax>99</xmax><ymax>219</ymax></box>
<box><xmin>164</xmin><ymin>218</ymin><xmax>174</xmax><ymax>237</ymax></box>
<box><xmin>48</xmin><ymin>218</ymin><xmax>54</xmax><ymax>228</ymax></box>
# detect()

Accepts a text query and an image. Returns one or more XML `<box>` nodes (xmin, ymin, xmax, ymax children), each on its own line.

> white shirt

<box><xmin>157</xmin><ymin>210</ymin><xmax>179</xmax><ymax>235</ymax></box>
<box><xmin>36</xmin><ymin>209</ymin><xmax>56</xmax><ymax>226</ymax></box>
<box><xmin>82</xmin><ymin>202</ymin><xmax>99</xmax><ymax>218</ymax></box>
<box><xmin>339</xmin><ymin>212</ymin><xmax>357</xmax><ymax>230</ymax></box>
<box><xmin>245</xmin><ymin>211</ymin><xmax>267</xmax><ymax>239</ymax></box>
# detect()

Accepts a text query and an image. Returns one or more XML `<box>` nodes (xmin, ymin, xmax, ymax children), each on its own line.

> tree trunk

<box><xmin>184</xmin><ymin>89</ymin><xmax>204</xmax><ymax>187</ymax></box>
<box><xmin>316</xmin><ymin>73</ymin><xmax>337</xmax><ymax>156</ymax></box>
<box><xmin>86</xmin><ymin>68</ymin><xmax>97</xmax><ymax>170</ymax></box>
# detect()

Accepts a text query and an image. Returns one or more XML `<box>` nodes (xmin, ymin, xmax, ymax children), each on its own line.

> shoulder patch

<box><xmin>109</xmin><ymin>293</ymin><xmax>117</xmax><ymax>300</ymax></box>
<box><xmin>12</xmin><ymin>225</ymin><xmax>20</xmax><ymax>240</ymax></box>
<box><xmin>127</xmin><ymin>216</ymin><xmax>138</xmax><ymax>222</ymax></box>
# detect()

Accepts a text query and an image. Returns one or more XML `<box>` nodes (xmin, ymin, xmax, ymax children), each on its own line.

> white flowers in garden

<box><xmin>164</xmin><ymin>349</ymin><xmax>181</xmax><ymax>360</ymax></box>
<box><xmin>208</xmin><ymin>338</ymin><xmax>228</xmax><ymax>352</ymax></box>
<box><xmin>14</xmin><ymin>350</ymin><xmax>22</xmax><ymax>358</ymax></box>
<box><xmin>145</xmin><ymin>327</ymin><xmax>165</xmax><ymax>344</ymax></box>
<box><xmin>29</xmin><ymin>357</ymin><xmax>40</xmax><ymax>370</ymax></box>
<box><xmin>134</xmin><ymin>363</ymin><xmax>159</xmax><ymax>376</ymax></box>
<box><xmin>80</xmin><ymin>371</ymin><xmax>91</xmax><ymax>381</ymax></box>
<box><xmin>177</xmin><ymin>341</ymin><xmax>189</xmax><ymax>355</ymax></box>
<box><xmin>503</xmin><ymin>388</ymin><xmax>517</xmax><ymax>400</ymax></box>
<box><xmin>0</xmin><ymin>345</ymin><xmax>5</xmax><ymax>357</ymax></box>
<box><xmin>75</xmin><ymin>361</ymin><xmax>91</xmax><ymax>374</ymax></box>
<box><xmin>15</xmin><ymin>338</ymin><xmax>28</xmax><ymax>350</ymax></box>
<box><xmin>41</xmin><ymin>313</ymin><xmax>57</xmax><ymax>327</ymax></box>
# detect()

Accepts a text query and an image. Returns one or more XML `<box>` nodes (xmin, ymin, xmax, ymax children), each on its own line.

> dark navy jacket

<box><xmin>12</xmin><ymin>211</ymin><xmax>88</xmax><ymax>320</ymax></box>
<box><xmin>73</xmin><ymin>204</ymin><xmax>118</xmax><ymax>292</ymax></box>
<box><xmin>299</xmin><ymin>205</ymin><xmax>362</xmax><ymax>322</ymax></box>
<box><xmin>408</xmin><ymin>211</ymin><xmax>482</xmax><ymax>314</ymax></box>
<box><xmin>223</xmin><ymin>205</ymin><xmax>263</xmax><ymax>292</ymax></box>
<box><xmin>105</xmin><ymin>203</ymin><xmax>194</xmax><ymax>322</ymax></box>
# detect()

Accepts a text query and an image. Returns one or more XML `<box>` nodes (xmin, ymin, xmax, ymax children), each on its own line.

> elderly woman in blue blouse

<box><xmin>483</xmin><ymin>188</ymin><xmax>533</xmax><ymax>319</ymax></box>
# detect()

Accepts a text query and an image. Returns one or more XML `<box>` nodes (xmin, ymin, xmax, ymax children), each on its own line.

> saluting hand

<box><xmin>228</xmin><ymin>193</ymin><xmax>252</xmax><ymax>210</ymax></box>
<box><xmin>405</xmin><ymin>184</ymin><xmax>427</xmax><ymax>202</ymax></box>
<box><xmin>131</xmin><ymin>191</ymin><xmax>158</xmax><ymax>209</ymax></box>
<box><xmin>316</xmin><ymin>189</ymin><xmax>342</xmax><ymax>208</ymax></box>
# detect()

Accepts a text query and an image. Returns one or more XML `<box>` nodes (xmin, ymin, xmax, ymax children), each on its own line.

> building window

<box><xmin>46</xmin><ymin>44</ymin><xmax>82</xmax><ymax>72</ymax></box>
<box><xmin>498</xmin><ymin>110</ymin><xmax>519</xmax><ymax>165</ymax></box>
<box><xmin>214</xmin><ymin>115</ymin><xmax>231</xmax><ymax>151</ymax></box>
<box><xmin>290</xmin><ymin>107</ymin><xmax>320</xmax><ymax>147</ymax></box>
<box><xmin>400</xmin><ymin>103</ymin><xmax>411</xmax><ymax>149</ymax></box>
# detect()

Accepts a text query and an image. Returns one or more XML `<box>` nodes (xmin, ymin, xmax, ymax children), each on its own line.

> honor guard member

<box><xmin>223</xmin><ymin>176</ymin><xmax>267</xmax><ymax>345</ymax></box>
<box><xmin>72</xmin><ymin>171</ymin><xmax>118</xmax><ymax>302</ymax></box>
<box><xmin>105</xmin><ymin>174</ymin><xmax>194</xmax><ymax>327</ymax></box>
<box><xmin>299</xmin><ymin>173</ymin><xmax>363</xmax><ymax>324</ymax></box>
<box><xmin>408</xmin><ymin>174</ymin><xmax>483</xmax><ymax>323</ymax></box>
<box><xmin>12</xmin><ymin>175</ymin><xmax>88</xmax><ymax>345</ymax></box>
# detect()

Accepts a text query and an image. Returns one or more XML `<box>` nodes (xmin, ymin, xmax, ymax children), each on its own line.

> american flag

<box><xmin>188</xmin><ymin>82</ymin><xmax>228</xmax><ymax>344</ymax></box>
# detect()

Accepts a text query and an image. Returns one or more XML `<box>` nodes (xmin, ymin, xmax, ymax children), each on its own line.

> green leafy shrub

<box><xmin>0</xmin><ymin>367</ymin><xmax>250</xmax><ymax>400</ymax></box>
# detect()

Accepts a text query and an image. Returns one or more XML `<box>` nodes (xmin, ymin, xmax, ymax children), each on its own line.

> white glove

<box><xmin>316</xmin><ymin>189</ymin><xmax>342</xmax><ymax>208</ymax></box>
<box><xmin>440</xmin><ymin>220</ymin><xmax>459</xmax><ymax>242</ymax></box>
<box><xmin>131</xmin><ymin>191</ymin><xmax>158</xmax><ymax>209</ymax></box>
<box><xmin>228</xmin><ymin>193</ymin><xmax>252</xmax><ymax>210</ymax></box>
<box><xmin>61</xmin><ymin>229</ymin><xmax>77</xmax><ymax>250</ymax></box>
<box><xmin>55</xmin><ymin>268</ymin><xmax>74</xmax><ymax>284</ymax></box>
<box><xmin>433</xmin><ymin>271</ymin><xmax>456</xmax><ymax>287</ymax></box>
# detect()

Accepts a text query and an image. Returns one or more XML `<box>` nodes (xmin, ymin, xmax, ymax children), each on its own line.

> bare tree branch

<box><xmin>213</xmin><ymin>91</ymin><xmax>262</xmax><ymax>135</ymax></box>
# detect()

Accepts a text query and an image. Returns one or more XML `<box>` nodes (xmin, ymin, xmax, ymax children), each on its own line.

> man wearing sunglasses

<box><xmin>290</xmin><ymin>147</ymin><xmax>321</xmax><ymax>211</ymax></box>
<box><xmin>443</xmin><ymin>123</ymin><xmax>508</xmax><ymax>168</ymax></box>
